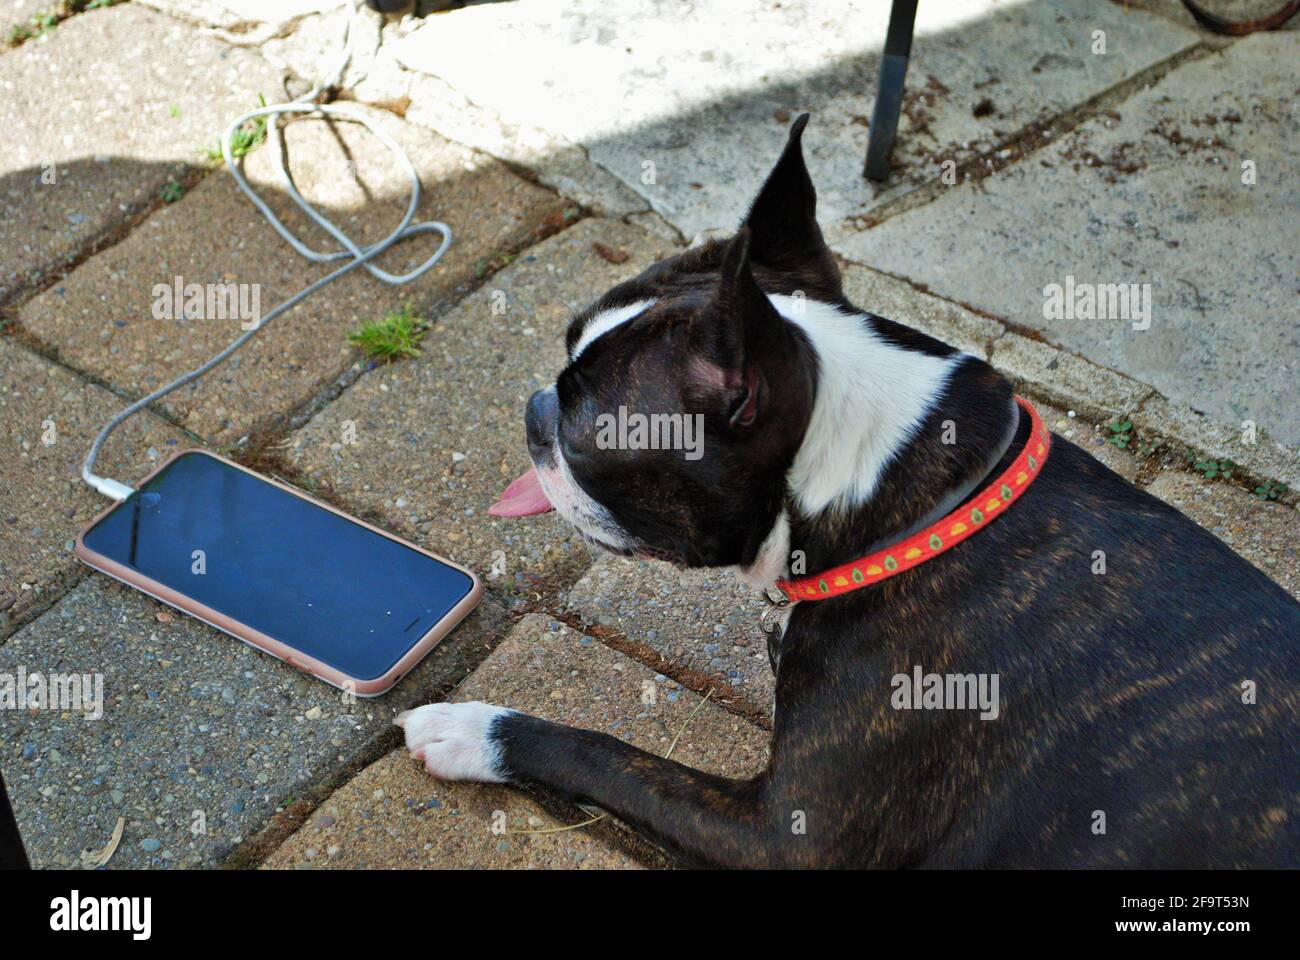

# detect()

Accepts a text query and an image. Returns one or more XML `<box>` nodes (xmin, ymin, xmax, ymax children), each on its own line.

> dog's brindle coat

<box><xmin>403</xmin><ymin>117</ymin><xmax>1299</xmax><ymax>868</ymax></box>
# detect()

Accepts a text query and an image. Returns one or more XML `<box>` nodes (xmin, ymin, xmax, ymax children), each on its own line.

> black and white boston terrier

<box><xmin>398</xmin><ymin>116</ymin><xmax>1299</xmax><ymax>868</ymax></box>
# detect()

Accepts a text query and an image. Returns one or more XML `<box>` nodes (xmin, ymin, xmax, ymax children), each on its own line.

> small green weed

<box><xmin>1254</xmin><ymin>481</ymin><xmax>1288</xmax><ymax>502</ymax></box>
<box><xmin>205</xmin><ymin>94</ymin><xmax>269</xmax><ymax>162</ymax></box>
<box><xmin>4</xmin><ymin>2</ymin><xmax>119</xmax><ymax>48</ymax></box>
<box><xmin>1186</xmin><ymin>452</ymin><xmax>1235</xmax><ymax>481</ymax></box>
<box><xmin>347</xmin><ymin>305</ymin><xmax>429</xmax><ymax>362</ymax></box>
<box><xmin>1105</xmin><ymin>419</ymin><xmax>1133</xmax><ymax>449</ymax></box>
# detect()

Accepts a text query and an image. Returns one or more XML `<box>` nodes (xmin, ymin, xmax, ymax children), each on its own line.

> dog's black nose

<box><xmin>526</xmin><ymin>388</ymin><xmax>558</xmax><ymax>457</ymax></box>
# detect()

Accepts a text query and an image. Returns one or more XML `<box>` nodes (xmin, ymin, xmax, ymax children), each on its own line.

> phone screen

<box><xmin>80</xmin><ymin>451</ymin><xmax>475</xmax><ymax>682</ymax></box>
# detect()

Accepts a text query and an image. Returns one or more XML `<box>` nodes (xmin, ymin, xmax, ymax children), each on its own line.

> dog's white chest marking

<box><xmin>769</xmin><ymin>294</ymin><xmax>962</xmax><ymax>516</ymax></box>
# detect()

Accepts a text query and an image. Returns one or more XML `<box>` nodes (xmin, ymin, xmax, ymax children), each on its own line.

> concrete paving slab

<box><xmin>0</xmin><ymin>575</ymin><xmax>509</xmax><ymax>868</ymax></box>
<box><xmin>458</xmin><ymin>612</ymin><xmax>769</xmax><ymax>778</ymax></box>
<box><xmin>136</xmin><ymin>1</ymin><xmax>651</xmax><ymax>216</ymax></box>
<box><xmin>265</xmin><ymin>612</ymin><xmax>768</xmax><ymax>868</ymax></box>
<box><xmin>840</xmin><ymin>259</ymin><xmax>1004</xmax><ymax>359</ymax></box>
<box><xmin>210</xmin><ymin>0</ymin><xmax>397</xmax><ymax>102</ymax></box>
<box><xmin>15</xmin><ymin>104</ymin><xmax>568</xmax><ymax>444</ymax></box>
<box><xmin>136</xmin><ymin>0</ymin><xmax>337</xmax><ymax>33</ymax></box>
<box><xmin>261</xmin><ymin>749</ymin><xmax>642</xmax><ymax>869</ymax></box>
<box><xmin>1147</xmin><ymin>471</ymin><xmax>1298</xmax><ymax>599</ymax></box>
<box><xmin>131</xmin><ymin>0</ymin><xmax>357</xmax><ymax>58</ymax></box>
<box><xmin>564</xmin><ymin>562</ymin><xmax>772</xmax><ymax>718</ymax></box>
<box><xmin>258</xmin><ymin>1</ymin><xmax>385</xmax><ymax>92</ymax></box>
<box><xmin>287</xmin><ymin>219</ymin><xmax>677</xmax><ymax>599</ymax></box>
<box><xmin>0</xmin><ymin>4</ymin><xmax>286</xmax><ymax>305</ymax></box>
<box><xmin>390</xmin><ymin>0</ymin><xmax>1197</xmax><ymax>239</ymax></box>
<box><xmin>401</xmin><ymin>70</ymin><xmax>655</xmax><ymax>220</ymax></box>
<box><xmin>1133</xmin><ymin>394</ymin><xmax>1300</xmax><ymax>495</ymax></box>
<box><xmin>0</xmin><ymin>338</ymin><xmax>187</xmax><ymax>639</ymax></box>
<box><xmin>838</xmin><ymin>34</ymin><xmax>1300</xmax><ymax>446</ymax></box>
<box><xmin>991</xmin><ymin>331</ymin><xmax>1153</xmax><ymax>424</ymax></box>
<box><xmin>838</xmin><ymin>266</ymin><xmax>1173</xmax><ymax>438</ymax></box>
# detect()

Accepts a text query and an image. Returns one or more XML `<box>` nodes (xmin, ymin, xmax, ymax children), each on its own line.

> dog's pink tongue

<box><xmin>489</xmin><ymin>468</ymin><xmax>554</xmax><ymax>517</ymax></box>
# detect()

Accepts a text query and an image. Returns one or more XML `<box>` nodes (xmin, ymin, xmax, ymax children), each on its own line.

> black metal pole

<box><xmin>0</xmin><ymin>766</ymin><xmax>30</xmax><ymax>869</ymax></box>
<box><xmin>865</xmin><ymin>0</ymin><xmax>919</xmax><ymax>182</ymax></box>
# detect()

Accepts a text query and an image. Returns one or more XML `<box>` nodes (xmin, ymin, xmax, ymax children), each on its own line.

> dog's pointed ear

<box><xmin>742</xmin><ymin>113</ymin><xmax>841</xmax><ymax>299</ymax></box>
<box><xmin>702</xmin><ymin>228</ymin><xmax>784</xmax><ymax>428</ymax></box>
<box><xmin>715</xmin><ymin>227</ymin><xmax>784</xmax><ymax>357</ymax></box>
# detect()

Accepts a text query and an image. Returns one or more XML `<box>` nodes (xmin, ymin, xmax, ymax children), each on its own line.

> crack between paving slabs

<box><xmin>0</xmin><ymin>165</ymin><xmax>214</xmax><ymax>318</ymax></box>
<box><xmin>0</xmin><ymin>566</ymin><xmax>91</xmax><ymax>646</ymax></box>
<box><xmin>219</xmin><ymin>595</ymin><xmax>678</xmax><ymax>870</ymax></box>
<box><xmin>832</xmin><ymin>40</ymin><xmax>1216</xmax><ymax>238</ymax></box>
<box><xmin>545</xmin><ymin>606</ymin><xmax>773</xmax><ymax>732</ymax></box>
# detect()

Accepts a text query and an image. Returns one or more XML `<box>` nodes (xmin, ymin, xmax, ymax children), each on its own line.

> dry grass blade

<box><xmin>80</xmin><ymin>816</ymin><xmax>125</xmax><ymax>867</ymax></box>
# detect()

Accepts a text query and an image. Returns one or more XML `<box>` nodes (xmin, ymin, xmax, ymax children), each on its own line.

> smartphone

<box><xmin>75</xmin><ymin>449</ymin><xmax>482</xmax><ymax>696</ymax></box>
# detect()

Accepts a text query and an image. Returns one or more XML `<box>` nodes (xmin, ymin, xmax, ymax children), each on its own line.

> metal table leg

<box><xmin>865</xmin><ymin>0</ymin><xmax>919</xmax><ymax>182</ymax></box>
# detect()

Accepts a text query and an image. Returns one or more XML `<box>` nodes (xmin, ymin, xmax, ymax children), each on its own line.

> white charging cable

<box><xmin>82</xmin><ymin>0</ymin><xmax>451</xmax><ymax>500</ymax></box>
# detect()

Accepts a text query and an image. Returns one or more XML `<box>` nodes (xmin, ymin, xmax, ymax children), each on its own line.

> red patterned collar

<box><xmin>774</xmin><ymin>396</ymin><xmax>1051</xmax><ymax>603</ymax></box>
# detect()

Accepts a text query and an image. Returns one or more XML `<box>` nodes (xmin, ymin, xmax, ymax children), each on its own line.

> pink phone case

<box><xmin>74</xmin><ymin>448</ymin><xmax>483</xmax><ymax>697</ymax></box>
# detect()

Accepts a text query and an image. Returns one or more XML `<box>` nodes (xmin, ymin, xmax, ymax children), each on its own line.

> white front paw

<box><xmin>395</xmin><ymin>701</ymin><xmax>511</xmax><ymax>783</ymax></box>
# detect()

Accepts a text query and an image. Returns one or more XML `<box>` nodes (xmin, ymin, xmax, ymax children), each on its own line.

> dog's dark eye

<box><xmin>560</xmin><ymin>431</ymin><xmax>584</xmax><ymax>463</ymax></box>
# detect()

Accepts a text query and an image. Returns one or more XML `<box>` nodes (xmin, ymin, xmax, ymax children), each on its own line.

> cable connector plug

<box><xmin>85</xmin><ymin>474</ymin><xmax>135</xmax><ymax>502</ymax></box>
